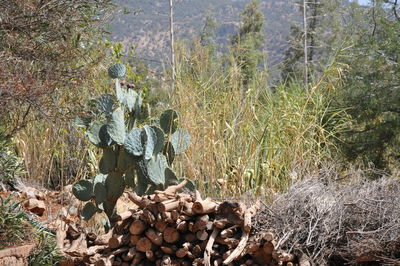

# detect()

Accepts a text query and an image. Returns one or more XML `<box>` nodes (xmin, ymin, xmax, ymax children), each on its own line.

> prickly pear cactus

<box><xmin>108</xmin><ymin>63</ymin><xmax>126</xmax><ymax>79</ymax></box>
<box><xmin>72</xmin><ymin>63</ymin><xmax>194</xmax><ymax>226</ymax></box>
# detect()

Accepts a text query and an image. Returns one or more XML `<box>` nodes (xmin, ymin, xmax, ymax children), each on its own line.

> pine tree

<box><xmin>230</xmin><ymin>0</ymin><xmax>265</xmax><ymax>84</ymax></box>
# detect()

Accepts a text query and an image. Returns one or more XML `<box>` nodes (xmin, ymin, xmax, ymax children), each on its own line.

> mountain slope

<box><xmin>109</xmin><ymin>0</ymin><xmax>300</xmax><ymax>68</ymax></box>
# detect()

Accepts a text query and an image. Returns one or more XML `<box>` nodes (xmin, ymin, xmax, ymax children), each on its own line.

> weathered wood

<box><xmin>192</xmin><ymin>197</ymin><xmax>217</xmax><ymax>214</ymax></box>
<box><xmin>204</xmin><ymin>227</ymin><xmax>220</xmax><ymax>266</ymax></box>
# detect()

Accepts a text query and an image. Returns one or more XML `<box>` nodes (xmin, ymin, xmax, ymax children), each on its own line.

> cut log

<box><xmin>140</xmin><ymin>209</ymin><xmax>156</xmax><ymax>225</ymax></box>
<box><xmin>129</xmin><ymin>220</ymin><xmax>147</xmax><ymax>235</ymax></box>
<box><xmin>183</xmin><ymin>233</ymin><xmax>196</xmax><ymax>243</ymax></box>
<box><xmin>108</xmin><ymin>234</ymin><xmax>129</xmax><ymax>249</ymax></box>
<box><xmin>163</xmin><ymin>227</ymin><xmax>179</xmax><ymax>243</ymax></box>
<box><xmin>158</xmin><ymin>199</ymin><xmax>180</xmax><ymax>212</ymax></box>
<box><xmin>192</xmin><ymin>197</ymin><xmax>217</xmax><ymax>214</ymax></box>
<box><xmin>136</xmin><ymin>237</ymin><xmax>155</xmax><ymax>252</ymax></box>
<box><xmin>145</xmin><ymin>228</ymin><xmax>163</xmax><ymax>246</ymax></box>
<box><xmin>129</xmin><ymin>235</ymin><xmax>141</xmax><ymax>247</ymax></box>
<box><xmin>176</xmin><ymin>220</ymin><xmax>188</xmax><ymax>232</ymax></box>
<box><xmin>155</xmin><ymin>221</ymin><xmax>168</xmax><ymax>232</ymax></box>
<box><xmin>132</xmin><ymin>252</ymin><xmax>144</xmax><ymax>265</ymax></box>
<box><xmin>193</xmin><ymin>214</ymin><xmax>209</xmax><ymax>232</ymax></box>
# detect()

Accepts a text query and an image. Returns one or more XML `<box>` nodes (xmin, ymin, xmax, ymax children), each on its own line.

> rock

<box><xmin>24</xmin><ymin>198</ymin><xmax>46</xmax><ymax>216</ymax></box>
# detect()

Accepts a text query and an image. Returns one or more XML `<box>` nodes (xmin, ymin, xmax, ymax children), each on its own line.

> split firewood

<box><xmin>136</xmin><ymin>237</ymin><xmax>155</xmax><ymax>252</ymax></box>
<box><xmin>129</xmin><ymin>220</ymin><xmax>147</xmax><ymax>235</ymax></box>
<box><xmin>204</xmin><ymin>227</ymin><xmax>220</xmax><ymax>266</ymax></box>
<box><xmin>87</xmin><ymin>245</ymin><xmax>107</xmax><ymax>256</ymax></box>
<box><xmin>111</xmin><ymin>247</ymin><xmax>129</xmax><ymax>256</ymax></box>
<box><xmin>163</xmin><ymin>227</ymin><xmax>179</xmax><ymax>243</ymax></box>
<box><xmin>145</xmin><ymin>228</ymin><xmax>163</xmax><ymax>246</ymax></box>
<box><xmin>214</xmin><ymin>219</ymin><xmax>231</xmax><ymax>229</ymax></box>
<box><xmin>176</xmin><ymin>246</ymin><xmax>189</xmax><ymax>258</ymax></box>
<box><xmin>193</xmin><ymin>197</ymin><xmax>217</xmax><ymax>214</ymax></box>
<box><xmin>64</xmin><ymin>233</ymin><xmax>87</xmax><ymax>257</ymax></box>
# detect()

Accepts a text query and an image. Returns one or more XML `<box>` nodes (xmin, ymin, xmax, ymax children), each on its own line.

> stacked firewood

<box><xmin>60</xmin><ymin>181</ymin><xmax>299</xmax><ymax>266</ymax></box>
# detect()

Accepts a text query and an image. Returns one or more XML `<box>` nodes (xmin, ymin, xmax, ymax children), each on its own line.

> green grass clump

<box><xmin>0</xmin><ymin>195</ymin><xmax>31</xmax><ymax>249</ymax></box>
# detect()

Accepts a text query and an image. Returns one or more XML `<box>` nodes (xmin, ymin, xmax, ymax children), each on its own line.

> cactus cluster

<box><xmin>72</xmin><ymin>63</ymin><xmax>193</xmax><ymax>225</ymax></box>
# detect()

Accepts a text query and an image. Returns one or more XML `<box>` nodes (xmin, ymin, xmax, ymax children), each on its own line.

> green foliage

<box><xmin>28</xmin><ymin>230</ymin><xmax>64</xmax><ymax>266</ymax></box>
<box><xmin>0</xmin><ymin>135</ymin><xmax>25</xmax><ymax>186</ymax></box>
<box><xmin>72</xmin><ymin>64</ymin><xmax>193</xmax><ymax>224</ymax></box>
<box><xmin>334</xmin><ymin>1</ymin><xmax>400</xmax><ymax>169</ymax></box>
<box><xmin>0</xmin><ymin>196</ymin><xmax>30</xmax><ymax>249</ymax></box>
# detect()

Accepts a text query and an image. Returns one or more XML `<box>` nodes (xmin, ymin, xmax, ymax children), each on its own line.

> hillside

<box><xmin>108</xmin><ymin>0</ymin><xmax>300</xmax><ymax>69</ymax></box>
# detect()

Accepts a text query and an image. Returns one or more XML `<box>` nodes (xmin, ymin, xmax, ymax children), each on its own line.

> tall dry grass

<box><xmin>170</xmin><ymin>41</ymin><xmax>350</xmax><ymax>196</ymax></box>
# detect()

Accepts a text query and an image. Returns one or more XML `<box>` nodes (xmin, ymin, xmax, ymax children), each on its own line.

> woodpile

<box><xmin>59</xmin><ymin>181</ymin><xmax>300</xmax><ymax>265</ymax></box>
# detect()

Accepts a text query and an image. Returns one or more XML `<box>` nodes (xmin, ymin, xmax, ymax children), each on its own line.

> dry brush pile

<box><xmin>256</xmin><ymin>169</ymin><xmax>400</xmax><ymax>265</ymax></box>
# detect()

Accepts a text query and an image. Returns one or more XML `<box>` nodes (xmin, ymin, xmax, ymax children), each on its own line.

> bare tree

<box><xmin>303</xmin><ymin>0</ymin><xmax>309</xmax><ymax>85</ymax></box>
<box><xmin>169</xmin><ymin>0</ymin><xmax>176</xmax><ymax>90</ymax></box>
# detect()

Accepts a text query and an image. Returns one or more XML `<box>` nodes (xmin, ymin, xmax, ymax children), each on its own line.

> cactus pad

<box><xmin>99</xmin><ymin>147</ymin><xmax>117</xmax><ymax>174</ymax></box>
<box><xmin>72</xmin><ymin>180</ymin><xmax>93</xmax><ymax>201</ymax></box>
<box><xmin>108</xmin><ymin>63</ymin><xmax>126</xmax><ymax>79</ymax></box>
<box><xmin>170</xmin><ymin>128</ymin><xmax>191</xmax><ymax>154</ymax></box>
<box><xmin>160</xmin><ymin>109</ymin><xmax>178</xmax><ymax>134</ymax></box>
<box><xmin>124</xmin><ymin>128</ymin><xmax>145</xmax><ymax>157</ymax></box>
<box><xmin>80</xmin><ymin>202</ymin><xmax>98</xmax><ymax>221</ymax></box>
<box><xmin>107</xmin><ymin>107</ymin><xmax>126</xmax><ymax>145</ymax></box>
